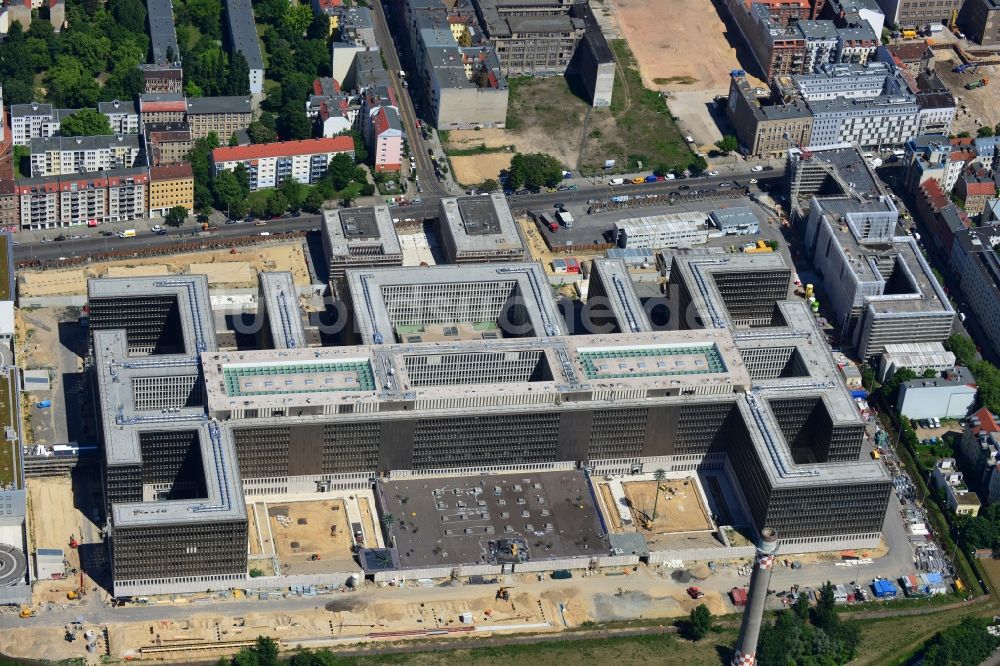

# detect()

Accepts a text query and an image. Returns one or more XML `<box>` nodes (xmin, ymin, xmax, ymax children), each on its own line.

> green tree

<box><xmin>978</xmin><ymin>126</ymin><xmax>995</xmax><ymax>138</ymax></box>
<box><xmin>265</xmin><ymin>190</ymin><xmax>289</xmax><ymax>217</ymax></box>
<box><xmin>921</xmin><ymin>617</ymin><xmax>1000</xmax><ymax>666</ymax></box>
<box><xmin>247</xmin><ymin>120</ymin><xmax>278</xmax><ymax>144</ymax></box>
<box><xmin>303</xmin><ymin>187</ymin><xmax>325</xmax><ymax>213</ymax></box>
<box><xmin>213</xmin><ymin>170</ymin><xmax>244</xmax><ymax>213</ymax></box>
<box><xmin>183</xmin><ymin>0</ymin><xmax>223</xmax><ymax>39</ymax></box>
<box><xmin>947</xmin><ymin>333</ymin><xmax>978</xmax><ymax>365</ymax></box>
<box><xmin>338</xmin><ymin>129</ymin><xmax>367</xmax><ymax>164</ymax></box>
<box><xmin>278</xmin><ymin>178</ymin><xmax>307</xmax><ymax>212</ymax></box>
<box><xmin>686</xmin><ymin>604</ymin><xmax>712</xmax><ymax>640</ymax></box>
<box><xmin>688</xmin><ymin>154</ymin><xmax>709</xmax><ymax>175</ymax></box>
<box><xmin>791</xmin><ymin>592</ymin><xmax>810</xmax><ymax>620</ymax></box>
<box><xmin>715</xmin><ymin>135</ymin><xmax>739</xmax><ymax>154</ymax></box>
<box><xmin>164</xmin><ymin>206</ymin><xmax>188</xmax><ymax>227</ymax></box>
<box><xmin>110</xmin><ymin>0</ymin><xmax>147</xmax><ymax>33</ymax></box>
<box><xmin>60</xmin><ymin>108</ymin><xmax>112</xmax><ymax>137</ymax></box>
<box><xmin>229</xmin><ymin>133</ymin><xmax>240</xmax><ymax>147</ymax></box>
<box><xmin>226</xmin><ymin>51</ymin><xmax>251</xmax><ymax>96</ymax></box>
<box><xmin>234</xmin><ymin>163</ymin><xmax>251</xmax><ymax>198</ymax></box>
<box><xmin>477</xmin><ymin>178</ymin><xmax>500</xmax><ymax>193</ymax></box>
<box><xmin>278</xmin><ymin>106</ymin><xmax>313</xmax><ymax>141</ymax></box>
<box><xmin>46</xmin><ymin>56</ymin><xmax>101</xmax><ymax>107</ymax></box>
<box><xmin>507</xmin><ymin>152</ymin><xmax>563</xmax><ymax>190</ymax></box>
<box><xmin>281</xmin><ymin>3</ymin><xmax>313</xmax><ymax>36</ymax></box>
<box><xmin>326</xmin><ymin>153</ymin><xmax>357</xmax><ymax>191</ymax></box>
<box><xmin>307</xmin><ymin>13</ymin><xmax>330</xmax><ymax>40</ymax></box>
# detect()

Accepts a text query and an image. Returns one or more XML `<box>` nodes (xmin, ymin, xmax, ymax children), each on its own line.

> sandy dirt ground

<box><xmin>445</xmin><ymin>127</ymin><xmax>578</xmax><ymax>172</ymax></box>
<box><xmin>357</xmin><ymin>496</ymin><xmax>379</xmax><ymax>549</ymax></box>
<box><xmin>607</xmin><ymin>0</ymin><xmax>765</xmax><ymax>92</ymax></box>
<box><xmin>267</xmin><ymin>500</ymin><xmax>354</xmax><ymax>564</ymax></box>
<box><xmin>19</xmin><ymin>243</ymin><xmax>311</xmax><ymax>297</ymax></box>
<box><xmin>931</xmin><ymin>53</ymin><xmax>1000</xmax><ymax>134</ymax></box>
<box><xmin>623</xmin><ymin>479</ymin><xmax>713</xmax><ymax>533</ymax></box>
<box><xmin>104</xmin><ymin>264</ymin><xmax>171</xmax><ymax>278</ymax></box>
<box><xmin>449</xmin><ymin>153</ymin><xmax>514</xmax><ymax>186</ymax></box>
<box><xmin>27</xmin><ymin>477</ymin><xmax>80</xmax><ymax>561</ymax></box>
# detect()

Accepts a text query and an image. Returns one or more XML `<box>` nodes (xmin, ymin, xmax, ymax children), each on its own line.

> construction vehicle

<box><xmin>902</xmin><ymin>29</ymin><xmax>918</xmax><ymax>39</ymax></box>
<box><xmin>19</xmin><ymin>606</ymin><xmax>36</xmax><ymax>618</ymax></box>
<box><xmin>67</xmin><ymin>590</ymin><xmax>79</xmax><ymax>600</ymax></box>
<box><xmin>743</xmin><ymin>240</ymin><xmax>775</xmax><ymax>254</ymax></box>
<box><xmin>686</xmin><ymin>586</ymin><xmax>705</xmax><ymax>599</ymax></box>
<box><xmin>68</xmin><ymin>535</ymin><xmax>78</xmax><ymax>549</ymax></box>
<box><xmin>966</xmin><ymin>77</ymin><xmax>989</xmax><ymax>90</ymax></box>
<box><xmin>496</xmin><ymin>586</ymin><xmax>513</xmax><ymax>601</ymax></box>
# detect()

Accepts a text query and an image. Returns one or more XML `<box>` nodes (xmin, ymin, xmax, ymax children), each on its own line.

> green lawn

<box><xmin>0</xmin><ymin>370</ymin><xmax>18</xmax><ymax>489</ymax></box>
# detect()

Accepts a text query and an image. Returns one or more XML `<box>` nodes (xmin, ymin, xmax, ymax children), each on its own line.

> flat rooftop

<box><xmin>147</xmin><ymin>0</ymin><xmax>181</xmax><ymax>66</ymax></box>
<box><xmin>438</xmin><ymin>194</ymin><xmax>525</xmax><ymax>257</ymax></box>
<box><xmin>322</xmin><ymin>206</ymin><xmax>402</xmax><ymax>261</ymax></box>
<box><xmin>201</xmin><ymin>329</ymin><xmax>750</xmax><ymax>415</ymax></box>
<box><xmin>258</xmin><ymin>271</ymin><xmax>306</xmax><ymax>350</ymax></box>
<box><xmin>380</xmin><ymin>471</ymin><xmax>609</xmax><ymax>569</ymax></box>
<box><xmin>344</xmin><ymin>263</ymin><xmax>565</xmax><ymax>344</ymax></box>
<box><xmin>590</xmin><ymin>258</ymin><xmax>652</xmax><ymax>333</ymax></box>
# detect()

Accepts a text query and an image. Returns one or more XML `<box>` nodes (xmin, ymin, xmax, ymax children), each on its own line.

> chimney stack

<box><xmin>732</xmin><ymin>527</ymin><xmax>778</xmax><ymax>666</ymax></box>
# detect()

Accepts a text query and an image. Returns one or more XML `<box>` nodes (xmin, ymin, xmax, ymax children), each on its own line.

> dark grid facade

<box><xmin>111</xmin><ymin>520</ymin><xmax>247</xmax><ymax>581</ymax></box>
<box><xmin>88</xmin><ymin>295</ymin><xmax>184</xmax><ymax>355</ymax></box>
<box><xmin>711</xmin><ymin>269</ymin><xmax>791</xmax><ymax>327</ymax></box>
<box><xmin>769</xmin><ymin>397</ymin><xmax>864</xmax><ymax>463</ymax></box>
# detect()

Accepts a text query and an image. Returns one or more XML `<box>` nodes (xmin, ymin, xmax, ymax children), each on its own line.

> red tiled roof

<box><xmin>316</xmin><ymin>0</ymin><xmax>342</xmax><ymax>9</ymax></box>
<box><xmin>972</xmin><ymin>407</ymin><xmax>1000</xmax><ymax>435</ymax></box>
<box><xmin>141</xmin><ymin>101</ymin><xmax>187</xmax><ymax>113</ymax></box>
<box><xmin>921</xmin><ymin>179</ymin><xmax>949</xmax><ymax>210</ymax></box>
<box><xmin>150</xmin><ymin>164</ymin><xmax>194</xmax><ymax>181</ymax></box>
<box><xmin>212</xmin><ymin>137</ymin><xmax>354</xmax><ymax>162</ymax></box>
<box><xmin>963</xmin><ymin>180</ymin><xmax>996</xmax><ymax>197</ymax></box>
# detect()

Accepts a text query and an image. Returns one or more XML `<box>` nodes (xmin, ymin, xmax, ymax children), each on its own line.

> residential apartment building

<box><xmin>904</xmin><ymin>134</ymin><xmax>976</xmax><ymax>193</ymax></box>
<box><xmin>959</xmin><ymin>0</ymin><xmax>1000</xmax><ymax>47</ymax></box>
<box><xmin>823</xmin><ymin>0</ymin><xmax>885</xmax><ymax>36</ymax></box>
<box><xmin>148</xmin><ymin>163</ymin><xmax>194</xmax><ymax>217</ymax></box>
<box><xmin>211</xmin><ymin>137</ymin><xmax>355</xmax><ymax>191</ymax></box>
<box><xmin>809</xmin><ymin>96</ymin><xmax>920</xmax><ymax>148</ymax></box>
<box><xmin>146</xmin><ymin>0</ymin><xmax>180</xmax><ymax>66</ymax></box>
<box><xmin>144</xmin><ymin>123</ymin><xmax>193</xmax><ymax>167</ymax></box>
<box><xmin>139</xmin><ymin>64</ymin><xmax>184</xmax><ymax>94</ymax></box>
<box><xmin>724</xmin><ymin>0</ymin><xmax>807</xmax><ymax>80</ymax></box>
<box><xmin>185</xmin><ymin>96</ymin><xmax>253</xmax><ymax>141</ymax></box>
<box><xmin>930</xmin><ymin>458</ymin><xmax>981</xmax><ymax>516</ymax></box>
<box><xmin>310</xmin><ymin>0</ymin><xmax>342</xmax><ymax>37</ymax></box>
<box><xmin>726</xmin><ymin>74</ymin><xmax>813</xmax><ymax>158</ymax></box>
<box><xmin>368</xmin><ymin>106</ymin><xmax>403</xmax><ymax>172</ymax></box>
<box><xmin>950</xmin><ymin>226</ymin><xmax>1000</xmax><ymax>358</ymax></box>
<box><xmin>402</xmin><ymin>0</ymin><xmax>509</xmax><ymax>129</ymax></box>
<box><xmin>9</xmin><ymin>103</ymin><xmax>72</xmax><ymax>146</ymax></box>
<box><xmin>307</xmin><ymin>78</ymin><xmax>353</xmax><ymax>137</ymax></box>
<box><xmin>955</xmin><ymin>164</ymin><xmax>997</xmax><ymax>217</ymax></box>
<box><xmin>98</xmin><ymin>100</ymin><xmax>140</xmax><ymax>135</ymax></box>
<box><xmin>338</xmin><ymin>5</ymin><xmax>376</xmax><ymax>47</ymax></box>
<box><xmin>29</xmin><ymin>135</ymin><xmax>142</xmax><ymax>177</ymax></box>
<box><xmin>16</xmin><ymin>168</ymin><xmax>147</xmax><ymax>229</ymax></box>
<box><xmin>139</xmin><ymin>93</ymin><xmax>187</xmax><ymax>125</ymax></box>
<box><xmin>959</xmin><ymin>407</ymin><xmax>1000</xmax><ymax>505</ymax></box>
<box><xmin>0</xmin><ymin>179</ymin><xmax>18</xmax><ymax>230</ymax></box>
<box><xmin>223</xmin><ymin>0</ymin><xmax>264</xmax><ymax>93</ymax></box>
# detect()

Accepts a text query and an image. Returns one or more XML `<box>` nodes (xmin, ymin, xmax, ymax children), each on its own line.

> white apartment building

<box><xmin>809</xmin><ymin>96</ymin><xmax>920</xmax><ymax>148</ymax></box>
<box><xmin>210</xmin><ymin>137</ymin><xmax>355</xmax><ymax>191</ymax></box>
<box><xmin>98</xmin><ymin>100</ymin><xmax>141</xmax><ymax>135</ymax></box>
<box><xmin>29</xmin><ymin>135</ymin><xmax>142</xmax><ymax>177</ymax></box>
<box><xmin>10</xmin><ymin>102</ymin><xmax>72</xmax><ymax>146</ymax></box>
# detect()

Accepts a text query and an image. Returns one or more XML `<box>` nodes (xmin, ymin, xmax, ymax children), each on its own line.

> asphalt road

<box><xmin>369</xmin><ymin>0</ymin><xmax>447</xmax><ymax>197</ymax></box>
<box><xmin>13</xmin><ymin>169</ymin><xmax>786</xmax><ymax>263</ymax></box>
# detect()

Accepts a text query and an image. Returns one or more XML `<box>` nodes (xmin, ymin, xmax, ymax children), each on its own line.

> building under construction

<box><xmin>89</xmin><ymin>253</ymin><xmax>891</xmax><ymax>595</ymax></box>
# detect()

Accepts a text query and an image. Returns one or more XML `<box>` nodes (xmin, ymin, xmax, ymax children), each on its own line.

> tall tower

<box><xmin>732</xmin><ymin>527</ymin><xmax>779</xmax><ymax>666</ymax></box>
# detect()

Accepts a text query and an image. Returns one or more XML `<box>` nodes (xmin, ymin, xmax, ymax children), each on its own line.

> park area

<box><xmin>443</xmin><ymin>40</ymin><xmax>696</xmax><ymax>181</ymax></box>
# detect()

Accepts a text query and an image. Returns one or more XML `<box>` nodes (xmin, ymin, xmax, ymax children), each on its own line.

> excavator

<box><xmin>18</xmin><ymin>606</ymin><xmax>36</xmax><ymax>618</ymax></box>
<box><xmin>496</xmin><ymin>586</ymin><xmax>514</xmax><ymax>602</ymax></box>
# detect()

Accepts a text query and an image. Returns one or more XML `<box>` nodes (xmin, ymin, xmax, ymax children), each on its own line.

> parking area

<box><xmin>380</xmin><ymin>471</ymin><xmax>610</xmax><ymax>569</ymax></box>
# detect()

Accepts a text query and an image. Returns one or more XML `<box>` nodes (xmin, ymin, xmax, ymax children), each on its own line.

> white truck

<box><xmin>608</xmin><ymin>178</ymin><xmax>625</xmax><ymax>185</ymax></box>
<box><xmin>557</xmin><ymin>210</ymin><xmax>574</xmax><ymax>229</ymax></box>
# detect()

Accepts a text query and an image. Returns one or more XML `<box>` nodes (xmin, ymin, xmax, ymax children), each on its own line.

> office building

<box><xmin>470</xmin><ymin>0</ymin><xmax>586</xmax><ymax>76</ymax></box>
<box><xmin>783</xmin><ymin>61</ymin><xmax>893</xmax><ymax>102</ymax></box>
<box><xmin>898</xmin><ymin>368</ymin><xmax>977</xmax><ymax>420</ymax></box>
<box><xmin>587</xmin><ymin>258</ymin><xmax>653</xmax><ymax>333</ymax></box>
<box><xmin>612</xmin><ymin>212</ymin><xmax>711</xmax><ymax>250</ymax></box>
<box><xmin>320</xmin><ymin>206</ymin><xmax>403</xmax><ymax>283</ymax></box>
<box><xmin>256</xmin><ymin>271</ymin><xmax>307</xmax><ymax>350</ymax></box>
<box><xmin>88</xmin><ymin>277</ymin><xmax>247</xmax><ymax>597</ymax></box>
<box><xmin>29</xmin><ymin>134</ymin><xmax>143</xmax><ymax>177</ymax></box>
<box><xmin>874</xmin><ymin>0</ymin><xmax>962</xmax><ymax>26</ymax></box>
<box><xmin>960</xmin><ymin>0</ymin><xmax>1000</xmax><ymax>46</ymax></box>
<box><xmin>792</xmin><ymin>144</ymin><xmax>954</xmax><ymax>358</ymax></box>
<box><xmin>438</xmin><ymin>194</ymin><xmax>526</xmax><ymax>263</ymax></box>
<box><xmin>148</xmin><ymin>164</ymin><xmax>194</xmax><ymax>217</ymax></box>
<box><xmin>211</xmin><ymin>137</ymin><xmax>355</xmax><ymax>191</ymax></box>
<box><xmin>223</xmin><ymin>0</ymin><xmax>264</xmax><ymax>93</ymax></box>
<box><xmin>809</xmin><ymin>96</ymin><xmax>920</xmax><ymax>149</ymax></box>
<box><xmin>98</xmin><ymin>100</ymin><xmax>140</xmax><ymax>135</ymax></box>
<box><xmin>16</xmin><ymin>168</ymin><xmax>148</xmax><ymax>229</ymax></box>
<box><xmin>727</xmin><ymin>74</ymin><xmax>813</xmax><ymax>158</ymax></box>
<box><xmin>185</xmin><ymin>96</ymin><xmax>253</xmax><ymax>141</ymax></box>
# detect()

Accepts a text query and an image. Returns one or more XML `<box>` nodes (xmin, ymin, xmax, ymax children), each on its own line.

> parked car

<box><xmin>751</xmin><ymin>165</ymin><xmax>765</xmax><ymax>172</ymax></box>
<box><xmin>707</xmin><ymin>170</ymin><xmax>720</xmax><ymax>176</ymax></box>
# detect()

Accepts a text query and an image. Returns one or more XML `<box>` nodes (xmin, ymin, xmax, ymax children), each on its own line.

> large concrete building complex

<box><xmin>320</xmin><ymin>205</ymin><xmax>404</xmax><ymax>283</ymax></box>
<box><xmin>790</xmin><ymin>143</ymin><xmax>954</xmax><ymax>358</ymax></box>
<box><xmin>87</xmin><ymin>240</ymin><xmax>892</xmax><ymax>595</ymax></box>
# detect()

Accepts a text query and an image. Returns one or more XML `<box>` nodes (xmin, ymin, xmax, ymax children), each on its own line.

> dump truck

<box><xmin>686</xmin><ymin>586</ymin><xmax>705</xmax><ymax>599</ymax></box>
<box><xmin>902</xmin><ymin>29</ymin><xmax>918</xmax><ymax>38</ymax></box>
<box><xmin>966</xmin><ymin>77</ymin><xmax>989</xmax><ymax>90</ymax></box>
